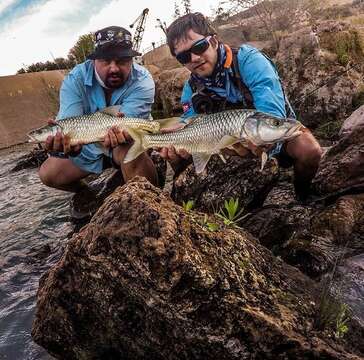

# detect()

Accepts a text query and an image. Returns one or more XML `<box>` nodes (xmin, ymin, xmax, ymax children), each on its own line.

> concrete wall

<box><xmin>0</xmin><ymin>70</ymin><xmax>65</xmax><ymax>149</ymax></box>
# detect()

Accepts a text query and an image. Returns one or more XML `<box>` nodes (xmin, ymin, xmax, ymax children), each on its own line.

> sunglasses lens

<box><xmin>175</xmin><ymin>37</ymin><xmax>211</xmax><ymax>64</ymax></box>
<box><xmin>191</xmin><ymin>39</ymin><xmax>209</xmax><ymax>55</ymax></box>
<box><xmin>176</xmin><ymin>51</ymin><xmax>191</xmax><ymax>64</ymax></box>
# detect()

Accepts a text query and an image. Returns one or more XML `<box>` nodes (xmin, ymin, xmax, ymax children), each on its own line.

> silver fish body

<box><xmin>125</xmin><ymin>109</ymin><xmax>303</xmax><ymax>173</ymax></box>
<box><xmin>27</xmin><ymin>106</ymin><xmax>160</xmax><ymax>146</ymax></box>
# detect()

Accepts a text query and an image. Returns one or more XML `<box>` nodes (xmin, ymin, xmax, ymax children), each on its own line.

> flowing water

<box><xmin>0</xmin><ymin>145</ymin><xmax>73</xmax><ymax>360</ymax></box>
<box><xmin>0</xmin><ymin>145</ymin><xmax>363</xmax><ymax>359</ymax></box>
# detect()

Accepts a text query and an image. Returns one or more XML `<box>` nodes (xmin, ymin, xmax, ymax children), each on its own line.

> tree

<box><xmin>213</xmin><ymin>1</ymin><xmax>234</xmax><ymax>22</ymax></box>
<box><xmin>174</xmin><ymin>1</ymin><xmax>181</xmax><ymax>18</ymax></box>
<box><xmin>16</xmin><ymin>57</ymin><xmax>75</xmax><ymax>74</ymax></box>
<box><xmin>182</xmin><ymin>0</ymin><xmax>191</xmax><ymax>14</ymax></box>
<box><xmin>68</xmin><ymin>33</ymin><xmax>94</xmax><ymax>64</ymax></box>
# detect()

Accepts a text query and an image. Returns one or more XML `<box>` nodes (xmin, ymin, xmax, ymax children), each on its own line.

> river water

<box><xmin>0</xmin><ymin>145</ymin><xmax>363</xmax><ymax>359</ymax></box>
<box><xmin>0</xmin><ymin>145</ymin><xmax>73</xmax><ymax>360</ymax></box>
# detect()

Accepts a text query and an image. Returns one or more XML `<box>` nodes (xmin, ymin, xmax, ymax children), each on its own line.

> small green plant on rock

<box><xmin>216</xmin><ymin>198</ymin><xmax>246</xmax><ymax>227</ymax></box>
<box><xmin>315</xmin><ymin>294</ymin><xmax>350</xmax><ymax>339</ymax></box>
<box><xmin>182</xmin><ymin>200</ymin><xmax>219</xmax><ymax>232</ymax></box>
<box><xmin>182</xmin><ymin>200</ymin><xmax>195</xmax><ymax>212</ymax></box>
<box><xmin>199</xmin><ymin>214</ymin><xmax>219</xmax><ymax>232</ymax></box>
<box><xmin>334</xmin><ymin>303</ymin><xmax>350</xmax><ymax>339</ymax></box>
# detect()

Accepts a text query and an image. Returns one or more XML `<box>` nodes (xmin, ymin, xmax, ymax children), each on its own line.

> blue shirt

<box><xmin>57</xmin><ymin>60</ymin><xmax>155</xmax><ymax>119</ymax></box>
<box><xmin>180</xmin><ymin>44</ymin><xmax>289</xmax><ymax>121</ymax></box>
<box><xmin>55</xmin><ymin>60</ymin><xmax>155</xmax><ymax>173</ymax></box>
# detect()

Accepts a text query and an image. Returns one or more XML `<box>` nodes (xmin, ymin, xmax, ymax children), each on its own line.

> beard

<box><xmin>105</xmin><ymin>72</ymin><xmax>126</xmax><ymax>89</ymax></box>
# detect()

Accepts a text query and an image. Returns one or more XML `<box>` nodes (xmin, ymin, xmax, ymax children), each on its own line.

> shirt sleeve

<box><xmin>120</xmin><ymin>74</ymin><xmax>155</xmax><ymax>119</ymax></box>
<box><xmin>237</xmin><ymin>46</ymin><xmax>286</xmax><ymax>118</ymax></box>
<box><xmin>56</xmin><ymin>73</ymin><xmax>86</xmax><ymax>120</ymax></box>
<box><xmin>180</xmin><ymin>81</ymin><xmax>197</xmax><ymax>122</ymax></box>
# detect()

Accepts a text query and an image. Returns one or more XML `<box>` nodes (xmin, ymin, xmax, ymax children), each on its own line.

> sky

<box><xmin>0</xmin><ymin>0</ymin><xmax>224</xmax><ymax>76</ymax></box>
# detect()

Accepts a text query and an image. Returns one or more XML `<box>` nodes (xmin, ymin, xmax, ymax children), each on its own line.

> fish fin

<box><xmin>27</xmin><ymin>134</ymin><xmax>37</xmax><ymax>143</ymax></box>
<box><xmin>260</xmin><ymin>151</ymin><xmax>268</xmax><ymax>172</ymax></box>
<box><xmin>156</xmin><ymin>117</ymin><xmax>183</xmax><ymax>130</ymax></box>
<box><xmin>123</xmin><ymin>127</ymin><xmax>145</xmax><ymax>163</ymax></box>
<box><xmin>218</xmin><ymin>153</ymin><xmax>227</xmax><ymax>163</ymax></box>
<box><xmin>214</xmin><ymin>135</ymin><xmax>239</xmax><ymax>152</ymax></box>
<box><xmin>100</xmin><ymin>105</ymin><xmax>121</xmax><ymax>117</ymax></box>
<box><xmin>192</xmin><ymin>153</ymin><xmax>212</xmax><ymax>174</ymax></box>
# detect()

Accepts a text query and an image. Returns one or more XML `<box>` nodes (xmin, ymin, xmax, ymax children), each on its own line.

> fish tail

<box><xmin>124</xmin><ymin>127</ymin><xmax>146</xmax><ymax>163</ymax></box>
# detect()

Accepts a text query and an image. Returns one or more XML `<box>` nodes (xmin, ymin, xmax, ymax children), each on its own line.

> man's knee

<box><xmin>287</xmin><ymin>132</ymin><xmax>323</xmax><ymax>166</ymax></box>
<box><xmin>38</xmin><ymin>157</ymin><xmax>88</xmax><ymax>188</ymax></box>
<box><xmin>39</xmin><ymin>161</ymin><xmax>60</xmax><ymax>187</ymax></box>
<box><xmin>300</xmin><ymin>140</ymin><xmax>323</xmax><ymax>167</ymax></box>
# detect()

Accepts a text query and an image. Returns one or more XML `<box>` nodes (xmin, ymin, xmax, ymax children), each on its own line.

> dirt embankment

<box><xmin>0</xmin><ymin>70</ymin><xmax>65</xmax><ymax>149</ymax></box>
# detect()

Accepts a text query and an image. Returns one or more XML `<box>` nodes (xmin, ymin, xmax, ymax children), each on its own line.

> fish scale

<box><xmin>124</xmin><ymin>109</ymin><xmax>303</xmax><ymax>174</ymax></box>
<box><xmin>143</xmin><ymin>109</ymin><xmax>250</xmax><ymax>154</ymax></box>
<box><xmin>28</xmin><ymin>106</ymin><xmax>160</xmax><ymax>146</ymax></box>
<box><xmin>57</xmin><ymin>113</ymin><xmax>159</xmax><ymax>144</ymax></box>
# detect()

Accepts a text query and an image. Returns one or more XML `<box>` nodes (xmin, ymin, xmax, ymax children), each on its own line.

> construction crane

<box><xmin>129</xmin><ymin>8</ymin><xmax>149</xmax><ymax>53</ymax></box>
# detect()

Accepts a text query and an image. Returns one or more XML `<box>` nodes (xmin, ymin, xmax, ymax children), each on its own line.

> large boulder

<box><xmin>171</xmin><ymin>153</ymin><xmax>280</xmax><ymax>213</ymax></box>
<box><xmin>313</xmin><ymin>125</ymin><xmax>364</xmax><ymax>195</ymax></box>
<box><xmin>32</xmin><ymin>177</ymin><xmax>364</xmax><ymax>359</ymax></box>
<box><xmin>339</xmin><ymin>105</ymin><xmax>364</xmax><ymax>137</ymax></box>
<box><xmin>243</xmin><ymin>193</ymin><xmax>364</xmax><ymax>279</ymax></box>
<box><xmin>276</xmin><ymin>21</ymin><xmax>364</xmax><ymax>132</ymax></box>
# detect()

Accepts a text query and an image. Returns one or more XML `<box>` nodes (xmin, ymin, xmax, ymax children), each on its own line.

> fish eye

<box><xmin>271</xmin><ymin>119</ymin><xmax>280</xmax><ymax>127</ymax></box>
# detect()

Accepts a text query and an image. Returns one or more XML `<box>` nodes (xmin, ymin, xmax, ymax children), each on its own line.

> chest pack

<box><xmin>189</xmin><ymin>46</ymin><xmax>294</xmax><ymax>117</ymax></box>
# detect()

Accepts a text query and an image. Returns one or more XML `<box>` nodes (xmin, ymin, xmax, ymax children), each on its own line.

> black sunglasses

<box><xmin>175</xmin><ymin>36</ymin><xmax>212</xmax><ymax>64</ymax></box>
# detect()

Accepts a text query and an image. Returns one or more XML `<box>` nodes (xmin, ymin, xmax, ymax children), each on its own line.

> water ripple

<box><xmin>0</xmin><ymin>148</ymin><xmax>73</xmax><ymax>359</ymax></box>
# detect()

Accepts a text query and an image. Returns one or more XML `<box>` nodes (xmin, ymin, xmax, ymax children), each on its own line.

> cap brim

<box><xmin>88</xmin><ymin>47</ymin><xmax>141</xmax><ymax>60</ymax></box>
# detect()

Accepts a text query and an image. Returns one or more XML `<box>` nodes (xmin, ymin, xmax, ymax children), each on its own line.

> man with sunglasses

<box><xmin>39</xmin><ymin>26</ymin><xmax>158</xmax><ymax>195</ymax></box>
<box><xmin>161</xmin><ymin>13</ymin><xmax>323</xmax><ymax>201</ymax></box>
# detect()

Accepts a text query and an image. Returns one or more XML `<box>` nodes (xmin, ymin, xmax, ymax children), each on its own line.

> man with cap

<box><xmin>39</xmin><ymin>26</ymin><xmax>158</xmax><ymax>193</ymax></box>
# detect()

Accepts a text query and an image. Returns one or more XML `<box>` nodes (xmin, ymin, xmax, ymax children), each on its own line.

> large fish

<box><xmin>27</xmin><ymin>106</ymin><xmax>163</xmax><ymax>145</ymax></box>
<box><xmin>124</xmin><ymin>109</ymin><xmax>303</xmax><ymax>173</ymax></box>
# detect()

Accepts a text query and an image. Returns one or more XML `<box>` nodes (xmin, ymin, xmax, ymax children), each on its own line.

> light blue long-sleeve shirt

<box><xmin>56</xmin><ymin>60</ymin><xmax>155</xmax><ymax>174</ymax></box>
<box><xmin>57</xmin><ymin>60</ymin><xmax>154</xmax><ymax>119</ymax></box>
<box><xmin>180</xmin><ymin>44</ymin><xmax>290</xmax><ymax>120</ymax></box>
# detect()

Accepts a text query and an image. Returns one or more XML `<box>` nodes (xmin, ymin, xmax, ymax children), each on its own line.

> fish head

<box><xmin>27</xmin><ymin>124</ymin><xmax>60</xmax><ymax>143</ymax></box>
<box><xmin>242</xmin><ymin>112</ymin><xmax>302</xmax><ymax>145</ymax></box>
